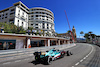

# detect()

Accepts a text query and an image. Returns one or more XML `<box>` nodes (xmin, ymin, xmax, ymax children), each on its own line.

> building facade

<box><xmin>72</xmin><ymin>26</ymin><xmax>77</xmax><ymax>41</ymax></box>
<box><xmin>0</xmin><ymin>1</ymin><xmax>29</xmax><ymax>30</ymax></box>
<box><xmin>0</xmin><ymin>1</ymin><xmax>55</xmax><ymax>35</ymax></box>
<box><xmin>28</xmin><ymin>7</ymin><xmax>55</xmax><ymax>36</ymax></box>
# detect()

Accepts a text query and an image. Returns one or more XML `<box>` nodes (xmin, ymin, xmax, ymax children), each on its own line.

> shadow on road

<box><xmin>29</xmin><ymin>60</ymin><xmax>49</xmax><ymax>65</ymax></box>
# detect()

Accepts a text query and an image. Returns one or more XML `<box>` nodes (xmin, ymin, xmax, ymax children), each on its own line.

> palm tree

<box><xmin>80</xmin><ymin>31</ymin><xmax>84</xmax><ymax>36</ymax></box>
<box><xmin>88</xmin><ymin>31</ymin><xmax>93</xmax><ymax>42</ymax></box>
<box><xmin>80</xmin><ymin>31</ymin><xmax>84</xmax><ymax>39</ymax></box>
<box><xmin>88</xmin><ymin>31</ymin><xmax>92</xmax><ymax>35</ymax></box>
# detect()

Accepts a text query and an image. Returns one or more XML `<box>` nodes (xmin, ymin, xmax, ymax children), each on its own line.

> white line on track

<box><xmin>3</xmin><ymin>62</ymin><xmax>11</xmax><ymax>65</ymax></box>
<box><xmin>75</xmin><ymin>62</ymin><xmax>79</xmax><ymax>66</ymax></box>
<box><xmin>24</xmin><ymin>58</ymin><xmax>30</xmax><ymax>60</ymax></box>
<box><xmin>72</xmin><ymin>44</ymin><xmax>94</xmax><ymax>67</ymax></box>
<box><xmin>83</xmin><ymin>57</ymin><xmax>86</xmax><ymax>59</ymax></box>
<box><xmin>15</xmin><ymin>60</ymin><xmax>21</xmax><ymax>62</ymax></box>
<box><xmin>80</xmin><ymin>59</ymin><xmax>83</xmax><ymax>62</ymax></box>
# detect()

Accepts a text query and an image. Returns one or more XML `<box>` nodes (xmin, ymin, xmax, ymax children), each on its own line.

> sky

<box><xmin>0</xmin><ymin>0</ymin><xmax>100</xmax><ymax>36</ymax></box>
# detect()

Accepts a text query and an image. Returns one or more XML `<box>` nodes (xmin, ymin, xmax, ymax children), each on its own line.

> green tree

<box><xmin>88</xmin><ymin>31</ymin><xmax>92</xmax><ymax>41</ymax></box>
<box><xmin>17</xmin><ymin>26</ymin><xmax>26</xmax><ymax>34</ymax></box>
<box><xmin>88</xmin><ymin>31</ymin><xmax>92</xmax><ymax>35</ymax></box>
<box><xmin>91</xmin><ymin>34</ymin><xmax>96</xmax><ymax>39</ymax></box>
<box><xmin>28</xmin><ymin>27</ymin><xmax>33</xmax><ymax>31</ymax></box>
<box><xmin>67</xmin><ymin>30</ymin><xmax>71</xmax><ymax>34</ymax></box>
<box><xmin>80</xmin><ymin>31</ymin><xmax>84</xmax><ymax>36</ymax></box>
<box><xmin>0</xmin><ymin>22</ymin><xmax>26</xmax><ymax>34</ymax></box>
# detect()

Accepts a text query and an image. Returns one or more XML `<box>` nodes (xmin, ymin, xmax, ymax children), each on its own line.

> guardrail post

<box><xmin>67</xmin><ymin>40</ymin><xmax>70</xmax><ymax>44</ymax></box>
<box><xmin>44</xmin><ymin>40</ymin><xmax>47</xmax><ymax>47</ymax></box>
<box><xmin>64</xmin><ymin>40</ymin><xmax>66</xmax><ymax>44</ymax></box>
<box><xmin>58</xmin><ymin>39</ymin><xmax>60</xmax><ymax>45</ymax></box>
<box><xmin>47</xmin><ymin>39</ymin><xmax>50</xmax><ymax>47</ymax></box>
<box><xmin>56</xmin><ymin>40</ymin><xmax>58</xmax><ymax>45</ymax></box>
<box><xmin>27</xmin><ymin>38</ymin><xmax>30</xmax><ymax>49</ymax></box>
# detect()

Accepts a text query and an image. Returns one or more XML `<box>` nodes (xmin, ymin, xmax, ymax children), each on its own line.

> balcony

<box><xmin>20</xmin><ymin>16</ymin><xmax>26</xmax><ymax>21</ymax></box>
<box><xmin>10</xmin><ymin>14</ymin><xmax>15</xmax><ymax>18</ymax></box>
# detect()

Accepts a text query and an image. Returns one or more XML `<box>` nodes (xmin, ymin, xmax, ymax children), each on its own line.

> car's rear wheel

<box><xmin>66</xmin><ymin>50</ymin><xmax>73</xmax><ymax>56</ymax></box>
<box><xmin>66</xmin><ymin>50</ymin><xmax>71</xmax><ymax>56</ymax></box>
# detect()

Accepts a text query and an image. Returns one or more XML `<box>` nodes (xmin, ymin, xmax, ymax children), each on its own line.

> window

<box><xmin>42</xmin><ymin>16</ymin><xmax>45</xmax><ymax>17</ymax></box>
<box><xmin>31</xmin><ymin>9</ymin><xmax>33</xmax><ymax>11</ymax></box>
<box><xmin>23</xmin><ymin>12</ymin><xmax>24</xmax><ymax>15</ymax></box>
<box><xmin>31</xmin><ymin>24</ymin><xmax>33</xmax><ymax>25</ymax></box>
<box><xmin>18</xmin><ymin>14</ymin><xmax>20</xmax><ymax>16</ymax></box>
<box><xmin>5</xmin><ymin>17</ymin><xmax>7</xmax><ymax>18</ymax></box>
<box><xmin>31</xmin><ymin>15</ymin><xmax>33</xmax><ymax>17</ymax></box>
<box><xmin>0</xmin><ymin>15</ymin><xmax>1</xmax><ymax>17</ymax></box>
<box><xmin>6</xmin><ymin>13</ymin><xmax>8</xmax><ymax>15</ymax></box>
<box><xmin>18</xmin><ymin>20</ymin><xmax>19</xmax><ymax>22</ymax></box>
<box><xmin>35</xmin><ymin>24</ymin><xmax>38</xmax><ymax>25</ymax></box>
<box><xmin>35</xmin><ymin>27</ymin><xmax>38</xmax><ymax>29</ymax></box>
<box><xmin>43</xmin><ymin>27</ymin><xmax>44</xmax><ymax>29</ymax></box>
<box><xmin>42</xmin><ymin>12</ymin><xmax>44</xmax><ymax>14</ymax></box>
<box><xmin>47</xmin><ymin>27</ymin><xmax>49</xmax><ymax>29</ymax></box>
<box><xmin>19</xmin><ymin>10</ymin><xmax>20</xmax><ymax>12</ymax></box>
<box><xmin>36</xmin><ymin>15</ymin><xmax>38</xmax><ymax>17</ymax></box>
<box><xmin>11</xmin><ymin>9</ymin><xmax>15</xmax><ymax>11</ymax></box>
<box><xmin>22</xmin><ymin>22</ymin><xmax>23</xmax><ymax>24</ymax></box>
<box><xmin>47</xmin><ymin>24</ymin><xmax>48</xmax><ymax>26</ymax></box>
<box><xmin>43</xmin><ymin>23</ymin><xmax>44</xmax><ymax>25</ymax></box>
<box><xmin>10</xmin><ymin>13</ymin><xmax>14</xmax><ymax>15</ymax></box>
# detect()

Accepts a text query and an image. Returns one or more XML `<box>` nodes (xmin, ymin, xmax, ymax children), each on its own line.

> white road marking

<box><xmin>72</xmin><ymin>44</ymin><xmax>94</xmax><ymax>67</ymax></box>
<box><xmin>15</xmin><ymin>60</ymin><xmax>21</xmax><ymax>62</ymax></box>
<box><xmin>86</xmin><ymin>55</ymin><xmax>88</xmax><ymax>58</ymax></box>
<box><xmin>83</xmin><ymin>57</ymin><xmax>86</xmax><ymax>59</ymax></box>
<box><xmin>75</xmin><ymin>62</ymin><xmax>79</xmax><ymax>65</ymax></box>
<box><xmin>80</xmin><ymin>59</ymin><xmax>83</xmax><ymax>62</ymax></box>
<box><xmin>3</xmin><ymin>62</ymin><xmax>11</xmax><ymax>65</ymax></box>
<box><xmin>24</xmin><ymin>58</ymin><xmax>30</xmax><ymax>60</ymax></box>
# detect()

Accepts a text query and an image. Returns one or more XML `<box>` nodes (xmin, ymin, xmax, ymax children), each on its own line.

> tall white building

<box><xmin>29</xmin><ymin>7</ymin><xmax>55</xmax><ymax>36</ymax></box>
<box><xmin>0</xmin><ymin>1</ymin><xmax>29</xmax><ymax>30</ymax></box>
<box><xmin>0</xmin><ymin>1</ymin><xmax>55</xmax><ymax>35</ymax></box>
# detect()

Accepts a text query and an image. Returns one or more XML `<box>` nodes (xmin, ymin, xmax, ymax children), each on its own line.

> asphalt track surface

<box><xmin>0</xmin><ymin>43</ymin><xmax>98</xmax><ymax>67</ymax></box>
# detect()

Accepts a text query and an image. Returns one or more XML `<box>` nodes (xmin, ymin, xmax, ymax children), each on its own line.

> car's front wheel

<box><xmin>46</xmin><ymin>56</ymin><xmax>52</xmax><ymax>65</ymax></box>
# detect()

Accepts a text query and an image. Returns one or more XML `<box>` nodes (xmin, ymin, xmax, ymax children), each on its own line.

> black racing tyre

<box><xmin>70</xmin><ymin>52</ymin><xmax>73</xmax><ymax>55</ymax></box>
<box><xmin>66</xmin><ymin>51</ymin><xmax>70</xmax><ymax>56</ymax></box>
<box><xmin>46</xmin><ymin>56</ymin><xmax>52</xmax><ymax>65</ymax></box>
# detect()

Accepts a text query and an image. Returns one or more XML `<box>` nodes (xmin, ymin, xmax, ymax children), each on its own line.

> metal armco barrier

<box><xmin>0</xmin><ymin>44</ymin><xmax>75</xmax><ymax>62</ymax></box>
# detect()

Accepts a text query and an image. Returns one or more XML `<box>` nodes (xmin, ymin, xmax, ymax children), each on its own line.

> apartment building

<box><xmin>0</xmin><ymin>1</ymin><xmax>29</xmax><ymax>30</ymax></box>
<box><xmin>28</xmin><ymin>7</ymin><xmax>55</xmax><ymax>36</ymax></box>
<box><xmin>0</xmin><ymin>1</ymin><xmax>55</xmax><ymax>35</ymax></box>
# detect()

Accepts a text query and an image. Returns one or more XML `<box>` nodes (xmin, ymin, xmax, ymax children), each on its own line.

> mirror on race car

<box><xmin>46</xmin><ymin>51</ymin><xmax>49</xmax><ymax>52</ymax></box>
